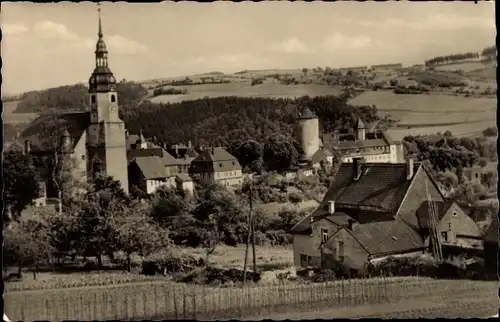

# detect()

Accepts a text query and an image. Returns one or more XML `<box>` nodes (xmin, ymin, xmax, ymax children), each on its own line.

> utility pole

<box><xmin>242</xmin><ymin>181</ymin><xmax>252</xmax><ymax>286</ymax></box>
<box><xmin>250</xmin><ymin>180</ymin><xmax>257</xmax><ymax>277</ymax></box>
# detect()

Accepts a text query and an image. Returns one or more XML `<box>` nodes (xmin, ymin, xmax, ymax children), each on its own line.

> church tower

<box><xmin>86</xmin><ymin>6</ymin><xmax>129</xmax><ymax>193</ymax></box>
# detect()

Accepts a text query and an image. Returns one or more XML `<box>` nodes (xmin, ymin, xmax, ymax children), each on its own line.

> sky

<box><xmin>2</xmin><ymin>1</ymin><xmax>496</xmax><ymax>95</ymax></box>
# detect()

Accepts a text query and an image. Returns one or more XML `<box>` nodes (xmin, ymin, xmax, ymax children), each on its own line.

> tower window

<box><xmin>111</xmin><ymin>95</ymin><xmax>116</xmax><ymax>103</ymax></box>
<box><xmin>91</xmin><ymin>95</ymin><xmax>96</xmax><ymax>104</ymax></box>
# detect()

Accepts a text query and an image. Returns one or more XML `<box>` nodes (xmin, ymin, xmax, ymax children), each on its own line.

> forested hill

<box><xmin>13</xmin><ymin>80</ymin><xmax>148</xmax><ymax>114</ymax></box>
<box><xmin>120</xmin><ymin>96</ymin><xmax>386</xmax><ymax>148</ymax></box>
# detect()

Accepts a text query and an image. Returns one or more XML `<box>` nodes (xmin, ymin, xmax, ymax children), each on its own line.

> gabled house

<box><xmin>483</xmin><ymin>214</ymin><xmax>499</xmax><ymax>274</ymax></box>
<box><xmin>290</xmin><ymin>157</ymin><xmax>478</xmax><ymax>270</ymax></box>
<box><xmin>189</xmin><ymin>147</ymin><xmax>243</xmax><ymax>187</ymax></box>
<box><xmin>128</xmin><ymin>156</ymin><xmax>170</xmax><ymax>194</ymax></box>
<box><xmin>415</xmin><ymin>200</ymin><xmax>483</xmax><ymax>250</ymax></box>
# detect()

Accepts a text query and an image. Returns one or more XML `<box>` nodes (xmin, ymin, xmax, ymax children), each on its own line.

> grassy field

<box><xmin>3</xmin><ymin>100</ymin><xmax>38</xmax><ymax>124</ymax></box>
<box><xmin>466</xmin><ymin>67</ymin><xmax>497</xmax><ymax>80</ymax></box>
<box><xmin>149</xmin><ymin>82</ymin><xmax>343</xmax><ymax>104</ymax></box>
<box><xmin>434</xmin><ymin>61</ymin><xmax>490</xmax><ymax>73</ymax></box>
<box><xmin>349</xmin><ymin>91</ymin><xmax>496</xmax><ymax>139</ymax></box>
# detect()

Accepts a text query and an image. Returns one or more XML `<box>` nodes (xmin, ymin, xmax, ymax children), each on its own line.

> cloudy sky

<box><xmin>2</xmin><ymin>1</ymin><xmax>495</xmax><ymax>94</ymax></box>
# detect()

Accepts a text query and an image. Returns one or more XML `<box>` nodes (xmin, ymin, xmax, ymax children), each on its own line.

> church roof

<box><xmin>19</xmin><ymin>111</ymin><xmax>90</xmax><ymax>153</ymax></box>
<box><xmin>356</xmin><ymin>117</ymin><xmax>366</xmax><ymax>129</ymax></box>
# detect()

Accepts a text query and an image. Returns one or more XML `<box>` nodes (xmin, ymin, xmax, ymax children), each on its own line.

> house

<box><xmin>189</xmin><ymin>147</ymin><xmax>243</xmax><ymax>187</ymax></box>
<box><xmin>463</xmin><ymin>163</ymin><xmax>497</xmax><ymax>186</ymax></box>
<box><xmin>127</xmin><ymin>146</ymin><xmax>182</xmax><ymax>194</ymax></box>
<box><xmin>290</xmin><ymin>157</ymin><xmax>479</xmax><ymax>270</ymax></box>
<box><xmin>175</xmin><ymin>173</ymin><xmax>194</xmax><ymax>198</ymax></box>
<box><xmin>483</xmin><ymin>214</ymin><xmax>499</xmax><ymax>274</ymax></box>
<box><xmin>415</xmin><ymin>200</ymin><xmax>483</xmax><ymax>251</ymax></box>
<box><xmin>167</xmin><ymin>141</ymin><xmax>199</xmax><ymax>173</ymax></box>
<box><xmin>323</xmin><ymin>119</ymin><xmax>405</xmax><ymax>164</ymax></box>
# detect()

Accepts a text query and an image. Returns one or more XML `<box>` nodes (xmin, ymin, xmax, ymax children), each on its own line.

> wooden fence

<box><xmin>4</xmin><ymin>277</ymin><xmax>498</xmax><ymax>321</ymax></box>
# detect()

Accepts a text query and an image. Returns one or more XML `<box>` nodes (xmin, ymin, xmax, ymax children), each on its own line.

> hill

<box><xmin>349</xmin><ymin>91</ymin><xmax>497</xmax><ymax>141</ymax></box>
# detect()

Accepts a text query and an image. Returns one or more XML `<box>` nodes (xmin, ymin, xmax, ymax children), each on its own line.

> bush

<box><xmin>288</xmin><ymin>192</ymin><xmax>303</xmax><ymax>203</ymax></box>
<box><xmin>141</xmin><ymin>251</ymin><xmax>205</xmax><ymax>276</ymax></box>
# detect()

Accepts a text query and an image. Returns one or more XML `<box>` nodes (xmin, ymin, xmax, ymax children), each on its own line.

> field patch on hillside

<box><xmin>349</xmin><ymin>91</ymin><xmax>496</xmax><ymax>139</ymax></box>
<box><xmin>466</xmin><ymin>68</ymin><xmax>497</xmax><ymax>80</ymax></box>
<box><xmin>3</xmin><ymin>101</ymin><xmax>38</xmax><ymax>124</ymax></box>
<box><xmin>434</xmin><ymin>61</ymin><xmax>490</xmax><ymax>73</ymax></box>
<box><xmin>150</xmin><ymin>83</ymin><xmax>343</xmax><ymax>104</ymax></box>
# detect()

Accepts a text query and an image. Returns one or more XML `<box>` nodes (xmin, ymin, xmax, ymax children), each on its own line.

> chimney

<box><xmin>353</xmin><ymin>157</ymin><xmax>363</xmax><ymax>180</ymax></box>
<box><xmin>24</xmin><ymin>140</ymin><xmax>31</xmax><ymax>154</ymax></box>
<box><xmin>406</xmin><ymin>158</ymin><xmax>414</xmax><ymax>180</ymax></box>
<box><xmin>347</xmin><ymin>219</ymin><xmax>356</xmax><ymax>230</ymax></box>
<box><xmin>328</xmin><ymin>200</ymin><xmax>335</xmax><ymax>214</ymax></box>
<box><xmin>188</xmin><ymin>140</ymin><xmax>192</xmax><ymax>149</ymax></box>
<box><xmin>175</xmin><ymin>144</ymin><xmax>179</xmax><ymax>157</ymax></box>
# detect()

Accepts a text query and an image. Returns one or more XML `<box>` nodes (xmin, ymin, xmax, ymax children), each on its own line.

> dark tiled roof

<box><xmin>351</xmin><ymin>220</ymin><xmax>425</xmax><ymax>256</ymax></box>
<box><xmin>484</xmin><ymin>214</ymin><xmax>499</xmax><ymax>244</ymax></box>
<box><xmin>176</xmin><ymin>173</ymin><xmax>193</xmax><ymax>182</ymax></box>
<box><xmin>415</xmin><ymin>200</ymin><xmax>454</xmax><ymax>230</ymax></box>
<box><xmin>167</xmin><ymin>147</ymin><xmax>199</xmax><ymax>159</ymax></box>
<box><xmin>323</xmin><ymin>130</ymin><xmax>399</xmax><ymax>151</ymax></box>
<box><xmin>19</xmin><ymin>111</ymin><xmax>90</xmax><ymax>152</ymax></box>
<box><xmin>311</xmin><ymin>148</ymin><xmax>333</xmax><ymax>164</ymax></box>
<box><xmin>290</xmin><ymin>207</ymin><xmax>354</xmax><ymax>234</ymax></box>
<box><xmin>190</xmin><ymin>147</ymin><xmax>242</xmax><ymax>172</ymax></box>
<box><xmin>127</xmin><ymin>148</ymin><xmax>179</xmax><ymax>166</ymax></box>
<box><xmin>322</xmin><ymin>162</ymin><xmax>420</xmax><ymax>213</ymax></box>
<box><xmin>297</xmin><ymin>107</ymin><xmax>317</xmax><ymax>120</ymax></box>
<box><xmin>131</xmin><ymin>156</ymin><xmax>166</xmax><ymax>179</ymax></box>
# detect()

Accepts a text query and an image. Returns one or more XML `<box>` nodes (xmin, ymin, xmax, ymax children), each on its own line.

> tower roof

<box><xmin>297</xmin><ymin>107</ymin><xmax>317</xmax><ymax>120</ymax></box>
<box><xmin>356</xmin><ymin>117</ymin><xmax>366</xmax><ymax>129</ymax></box>
<box><xmin>89</xmin><ymin>4</ymin><xmax>117</xmax><ymax>93</ymax></box>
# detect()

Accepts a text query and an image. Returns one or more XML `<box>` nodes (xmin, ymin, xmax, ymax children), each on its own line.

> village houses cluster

<box><xmin>11</xmin><ymin>10</ymin><xmax>494</xmax><ymax>275</ymax></box>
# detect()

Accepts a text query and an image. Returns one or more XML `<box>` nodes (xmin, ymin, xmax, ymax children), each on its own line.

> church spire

<box><xmin>98</xmin><ymin>3</ymin><xmax>103</xmax><ymax>38</ymax></box>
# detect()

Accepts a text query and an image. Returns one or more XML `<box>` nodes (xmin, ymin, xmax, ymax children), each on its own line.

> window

<box><xmin>111</xmin><ymin>94</ymin><xmax>116</xmax><ymax>103</ymax></box>
<box><xmin>321</xmin><ymin>229</ymin><xmax>329</xmax><ymax>243</ymax></box>
<box><xmin>91</xmin><ymin>95</ymin><xmax>96</xmax><ymax>104</ymax></box>
<box><xmin>81</xmin><ymin>155</ymin><xmax>86</xmax><ymax>161</ymax></box>
<box><xmin>338</xmin><ymin>241</ymin><xmax>344</xmax><ymax>262</ymax></box>
<box><xmin>219</xmin><ymin>163</ymin><xmax>223</xmax><ymax>167</ymax></box>
<box><xmin>452</xmin><ymin>211</ymin><xmax>458</xmax><ymax>217</ymax></box>
<box><xmin>300</xmin><ymin>254</ymin><xmax>308</xmax><ymax>267</ymax></box>
<box><xmin>441</xmin><ymin>232</ymin><xmax>448</xmax><ymax>242</ymax></box>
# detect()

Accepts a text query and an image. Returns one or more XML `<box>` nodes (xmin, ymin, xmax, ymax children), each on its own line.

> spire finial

<box><xmin>98</xmin><ymin>3</ymin><xmax>103</xmax><ymax>38</ymax></box>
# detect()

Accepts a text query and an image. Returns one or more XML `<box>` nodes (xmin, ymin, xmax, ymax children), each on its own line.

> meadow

<box><xmin>349</xmin><ymin>91</ymin><xmax>497</xmax><ymax>140</ymax></box>
<box><xmin>434</xmin><ymin>61</ymin><xmax>491</xmax><ymax>73</ymax></box>
<box><xmin>149</xmin><ymin>82</ymin><xmax>343</xmax><ymax>104</ymax></box>
<box><xmin>3</xmin><ymin>100</ymin><xmax>38</xmax><ymax>124</ymax></box>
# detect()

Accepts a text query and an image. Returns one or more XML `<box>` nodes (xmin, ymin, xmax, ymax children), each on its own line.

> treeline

<box><xmin>425</xmin><ymin>52</ymin><xmax>480</xmax><ymax>66</ymax></box>
<box><xmin>481</xmin><ymin>46</ymin><xmax>496</xmax><ymax>62</ymax></box>
<box><xmin>120</xmin><ymin>96</ymin><xmax>386</xmax><ymax>148</ymax></box>
<box><xmin>13</xmin><ymin>80</ymin><xmax>148</xmax><ymax>114</ymax></box>
<box><xmin>152</xmin><ymin>87</ymin><xmax>188</xmax><ymax>97</ymax></box>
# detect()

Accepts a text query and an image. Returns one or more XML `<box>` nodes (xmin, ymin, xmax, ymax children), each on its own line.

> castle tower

<box><xmin>86</xmin><ymin>5</ymin><xmax>129</xmax><ymax>193</ymax></box>
<box><xmin>297</xmin><ymin>107</ymin><xmax>320</xmax><ymax>161</ymax></box>
<box><xmin>356</xmin><ymin>117</ymin><xmax>366</xmax><ymax>141</ymax></box>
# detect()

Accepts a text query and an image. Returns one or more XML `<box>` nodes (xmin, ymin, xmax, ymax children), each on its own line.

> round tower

<box><xmin>297</xmin><ymin>107</ymin><xmax>320</xmax><ymax>161</ymax></box>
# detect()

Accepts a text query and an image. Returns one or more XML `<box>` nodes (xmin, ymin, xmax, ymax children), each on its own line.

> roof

<box><xmin>19</xmin><ymin>111</ymin><xmax>90</xmax><ymax>153</ymax></box>
<box><xmin>323</xmin><ymin>130</ymin><xmax>399</xmax><ymax>151</ymax></box>
<box><xmin>415</xmin><ymin>200</ymin><xmax>454</xmax><ymax>230</ymax></box>
<box><xmin>167</xmin><ymin>147</ymin><xmax>199</xmax><ymax>159</ymax></box>
<box><xmin>356</xmin><ymin>118</ymin><xmax>366</xmax><ymax>129</ymax></box>
<box><xmin>190</xmin><ymin>147</ymin><xmax>242</xmax><ymax>172</ymax></box>
<box><xmin>349</xmin><ymin>220</ymin><xmax>425</xmax><ymax>256</ymax></box>
<box><xmin>127</xmin><ymin>148</ymin><xmax>179</xmax><ymax>166</ymax></box>
<box><xmin>311</xmin><ymin>148</ymin><xmax>334</xmax><ymax>163</ymax></box>
<box><xmin>297</xmin><ymin>107</ymin><xmax>317</xmax><ymax>120</ymax></box>
<box><xmin>322</xmin><ymin>162</ymin><xmax>421</xmax><ymax>213</ymax></box>
<box><xmin>484</xmin><ymin>213</ymin><xmax>499</xmax><ymax>244</ymax></box>
<box><xmin>130</xmin><ymin>156</ymin><xmax>166</xmax><ymax>179</ymax></box>
<box><xmin>176</xmin><ymin>173</ymin><xmax>193</xmax><ymax>182</ymax></box>
<box><xmin>290</xmin><ymin>209</ymin><xmax>353</xmax><ymax>234</ymax></box>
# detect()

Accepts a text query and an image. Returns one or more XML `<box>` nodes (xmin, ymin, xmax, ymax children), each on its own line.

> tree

<box><xmin>4</xmin><ymin>216</ymin><xmax>53</xmax><ymax>279</ymax></box>
<box><xmin>263</xmin><ymin>134</ymin><xmax>298</xmax><ymax>172</ymax></box>
<box><xmin>230</xmin><ymin>139</ymin><xmax>263</xmax><ymax>169</ymax></box>
<box><xmin>3</xmin><ymin>146</ymin><xmax>40</xmax><ymax>222</ymax></box>
<box><xmin>116</xmin><ymin>200</ymin><xmax>171</xmax><ymax>271</ymax></box>
<box><xmin>302</xmin><ymin>68</ymin><xmax>309</xmax><ymax>76</ymax></box>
